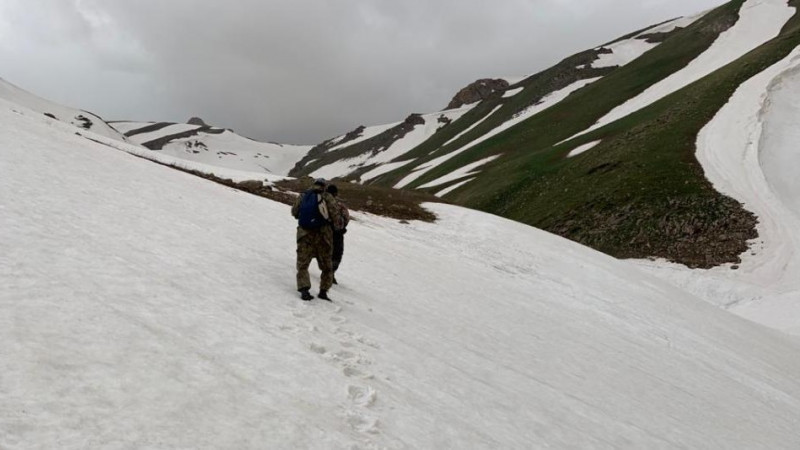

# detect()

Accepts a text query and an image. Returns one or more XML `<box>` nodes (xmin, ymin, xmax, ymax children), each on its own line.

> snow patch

<box><xmin>567</xmin><ymin>140</ymin><xmax>601</xmax><ymax>158</ymax></box>
<box><xmin>502</xmin><ymin>87</ymin><xmax>524</xmax><ymax>98</ymax></box>
<box><xmin>592</xmin><ymin>40</ymin><xmax>658</xmax><ymax>69</ymax></box>
<box><xmin>418</xmin><ymin>155</ymin><xmax>501</xmax><ymax>189</ymax></box>
<box><xmin>435</xmin><ymin>178</ymin><xmax>476</xmax><ymax>197</ymax></box>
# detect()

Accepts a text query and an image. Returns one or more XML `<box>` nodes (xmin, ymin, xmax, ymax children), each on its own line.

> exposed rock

<box><xmin>446</xmin><ymin>78</ymin><xmax>510</xmax><ymax>109</ymax></box>
<box><xmin>188</xmin><ymin>117</ymin><xmax>208</xmax><ymax>126</ymax></box>
<box><xmin>141</xmin><ymin>126</ymin><xmax>225</xmax><ymax>150</ymax></box>
<box><xmin>236</xmin><ymin>180</ymin><xmax>264</xmax><ymax>192</ymax></box>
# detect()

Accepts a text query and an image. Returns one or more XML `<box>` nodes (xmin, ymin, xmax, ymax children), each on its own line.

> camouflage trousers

<box><xmin>296</xmin><ymin>227</ymin><xmax>334</xmax><ymax>292</ymax></box>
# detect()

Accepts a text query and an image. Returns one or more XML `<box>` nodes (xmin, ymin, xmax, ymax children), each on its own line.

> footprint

<box><xmin>343</xmin><ymin>366</ymin><xmax>373</xmax><ymax>379</ymax></box>
<box><xmin>347</xmin><ymin>385</ymin><xmax>377</xmax><ymax>407</ymax></box>
<box><xmin>356</xmin><ymin>336</ymin><xmax>381</xmax><ymax>349</ymax></box>
<box><xmin>346</xmin><ymin>411</ymin><xmax>380</xmax><ymax>434</ymax></box>
<box><xmin>333</xmin><ymin>350</ymin><xmax>356</xmax><ymax>361</ymax></box>
<box><xmin>330</xmin><ymin>316</ymin><xmax>347</xmax><ymax>324</ymax></box>
<box><xmin>292</xmin><ymin>310</ymin><xmax>310</xmax><ymax>319</ymax></box>
<box><xmin>309</xmin><ymin>343</ymin><xmax>327</xmax><ymax>354</ymax></box>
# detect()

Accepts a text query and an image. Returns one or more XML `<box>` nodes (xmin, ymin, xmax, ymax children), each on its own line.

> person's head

<box><xmin>326</xmin><ymin>184</ymin><xmax>338</xmax><ymax>197</ymax></box>
<box><xmin>312</xmin><ymin>178</ymin><xmax>326</xmax><ymax>191</ymax></box>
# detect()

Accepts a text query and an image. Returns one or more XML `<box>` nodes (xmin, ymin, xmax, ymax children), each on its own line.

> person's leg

<box><xmin>317</xmin><ymin>231</ymin><xmax>335</xmax><ymax>293</ymax></box>
<box><xmin>332</xmin><ymin>231</ymin><xmax>344</xmax><ymax>273</ymax></box>
<box><xmin>296</xmin><ymin>235</ymin><xmax>313</xmax><ymax>292</ymax></box>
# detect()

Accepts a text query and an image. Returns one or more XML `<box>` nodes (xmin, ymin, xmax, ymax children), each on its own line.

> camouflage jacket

<box><xmin>291</xmin><ymin>189</ymin><xmax>339</xmax><ymax>241</ymax></box>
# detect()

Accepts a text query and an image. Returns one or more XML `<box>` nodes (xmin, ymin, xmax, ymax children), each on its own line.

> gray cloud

<box><xmin>0</xmin><ymin>0</ymin><xmax>723</xmax><ymax>144</ymax></box>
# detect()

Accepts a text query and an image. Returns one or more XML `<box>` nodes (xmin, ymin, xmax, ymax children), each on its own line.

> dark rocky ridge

<box><xmin>290</xmin><ymin>114</ymin><xmax>427</xmax><ymax>178</ymax></box>
<box><xmin>141</xmin><ymin>126</ymin><xmax>225</xmax><ymax>150</ymax></box>
<box><xmin>446</xmin><ymin>78</ymin><xmax>510</xmax><ymax>109</ymax></box>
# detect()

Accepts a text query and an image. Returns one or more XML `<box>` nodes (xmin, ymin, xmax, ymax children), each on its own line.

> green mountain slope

<box><xmin>296</xmin><ymin>0</ymin><xmax>800</xmax><ymax>267</ymax></box>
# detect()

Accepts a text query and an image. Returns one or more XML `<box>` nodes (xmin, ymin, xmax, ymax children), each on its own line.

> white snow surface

<box><xmin>396</xmin><ymin>77</ymin><xmax>601</xmax><ymax>189</ymax></box>
<box><xmin>311</xmin><ymin>106</ymin><xmax>473</xmax><ymax>181</ymax></box>
<box><xmin>434</xmin><ymin>177</ymin><xmax>476</xmax><ymax>198</ymax></box>
<box><xmin>5</xmin><ymin>100</ymin><xmax>800</xmax><ymax>448</ymax></box>
<box><xmin>567</xmin><ymin>140</ymin><xmax>602</xmax><ymax>158</ymax></box>
<box><xmin>0</xmin><ymin>77</ymin><xmax>126</xmax><ymax>141</ymax></box>
<box><xmin>502</xmin><ymin>87</ymin><xmax>524</xmax><ymax>98</ymax></box>
<box><xmin>591</xmin><ymin>11</ymin><xmax>709</xmax><ymax>70</ymax></box>
<box><xmin>635</xmin><ymin>46</ymin><xmax>800</xmax><ymax>336</ymax></box>
<box><xmin>418</xmin><ymin>155</ymin><xmax>501</xmax><ymax>189</ymax></box>
<box><xmin>116</xmin><ymin>122</ymin><xmax>310</xmax><ymax>176</ymax></box>
<box><xmin>359</xmin><ymin>159</ymin><xmax>417</xmax><ymax>182</ymax></box>
<box><xmin>571</xmin><ymin>0</ymin><xmax>795</xmax><ymax>140</ymax></box>
<box><xmin>592</xmin><ymin>39</ymin><xmax>658</xmax><ymax>69</ymax></box>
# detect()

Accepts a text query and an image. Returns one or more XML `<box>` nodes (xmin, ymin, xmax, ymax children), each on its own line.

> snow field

<box><xmin>110</xmin><ymin>121</ymin><xmax>310</xmax><ymax>176</ymax></box>
<box><xmin>4</xmin><ymin>92</ymin><xmax>800</xmax><ymax>448</ymax></box>
<box><xmin>0</xmin><ymin>77</ymin><xmax>126</xmax><ymax>141</ymax></box>
<box><xmin>637</xmin><ymin>46</ymin><xmax>800</xmax><ymax>335</ymax></box>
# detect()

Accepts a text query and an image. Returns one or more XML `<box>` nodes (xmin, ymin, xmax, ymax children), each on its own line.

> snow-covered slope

<box><xmin>308</xmin><ymin>106</ymin><xmax>474</xmax><ymax>180</ymax></box>
<box><xmin>0</xmin><ymin>77</ymin><xmax>126</xmax><ymax>141</ymax></box>
<box><xmin>117</xmin><ymin>121</ymin><xmax>310</xmax><ymax>176</ymax></box>
<box><xmin>635</xmin><ymin>46</ymin><xmax>800</xmax><ymax>335</ymax></box>
<box><xmin>569</xmin><ymin>0</ymin><xmax>795</xmax><ymax>141</ymax></box>
<box><xmin>4</xmin><ymin>89</ymin><xmax>800</xmax><ymax>448</ymax></box>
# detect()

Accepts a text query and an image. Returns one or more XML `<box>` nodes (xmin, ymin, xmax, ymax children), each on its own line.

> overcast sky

<box><xmin>0</xmin><ymin>0</ymin><xmax>723</xmax><ymax>144</ymax></box>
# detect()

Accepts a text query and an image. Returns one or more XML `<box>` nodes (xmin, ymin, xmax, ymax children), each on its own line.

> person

<box><xmin>326</xmin><ymin>184</ymin><xmax>350</xmax><ymax>284</ymax></box>
<box><xmin>291</xmin><ymin>178</ymin><xmax>339</xmax><ymax>301</ymax></box>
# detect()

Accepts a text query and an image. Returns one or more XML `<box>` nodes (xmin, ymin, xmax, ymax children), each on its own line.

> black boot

<box><xmin>318</xmin><ymin>290</ymin><xmax>332</xmax><ymax>302</ymax></box>
<box><xmin>299</xmin><ymin>289</ymin><xmax>314</xmax><ymax>301</ymax></box>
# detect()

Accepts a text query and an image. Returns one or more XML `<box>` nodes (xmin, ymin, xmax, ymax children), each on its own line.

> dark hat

<box><xmin>313</xmin><ymin>178</ymin><xmax>327</xmax><ymax>186</ymax></box>
<box><xmin>326</xmin><ymin>184</ymin><xmax>338</xmax><ymax>196</ymax></box>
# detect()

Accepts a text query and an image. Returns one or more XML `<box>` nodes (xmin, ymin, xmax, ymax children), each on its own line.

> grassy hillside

<box><xmin>442</xmin><ymin>0</ymin><xmax>800</xmax><ymax>268</ymax></box>
<box><xmin>293</xmin><ymin>0</ymin><xmax>800</xmax><ymax>268</ymax></box>
<box><xmin>379</xmin><ymin>0</ymin><xmax>800</xmax><ymax>268</ymax></box>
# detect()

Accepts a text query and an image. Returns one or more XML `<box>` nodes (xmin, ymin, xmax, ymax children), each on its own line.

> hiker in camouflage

<box><xmin>291</xmin><ymin>178</ymin><xmax>339</xmax><ymax>301</ymax></box>
<box><xmin>326</xmin><ymin>184</ymin><xmax>350</xmax><ymax>285</ymax></box>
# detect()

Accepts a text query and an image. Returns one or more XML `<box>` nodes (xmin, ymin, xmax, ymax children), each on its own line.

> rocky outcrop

<box><xmin>141</xmin><ymin>126</ymin><xmax>225</xmax><ymax>150</ymax></box>
<box><xmin>188</xmin><ymin>117</ymin><xmax>208</xmax><ymax>126</ymax></box>
<box><xmin>446</xmin><ymin>79</ymin><xmax>510</xmax><ymax>109</ymax></box>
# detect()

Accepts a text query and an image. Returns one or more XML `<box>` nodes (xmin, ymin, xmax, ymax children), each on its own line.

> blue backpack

<box><xmin>298</xmin><ymin>190</ymin><xmax>326</xmax><ymax>229</ymax></box>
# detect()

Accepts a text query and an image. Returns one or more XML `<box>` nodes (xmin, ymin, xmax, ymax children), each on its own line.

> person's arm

<box><xmin>322</xmin><ymin>192</ymin><xmax>339</xmax><ymax>222</ymax></box>
<box><xmin>291</xmin><ymin>194</ymin><xmax>302</xmax><ymax>218</ymax></box>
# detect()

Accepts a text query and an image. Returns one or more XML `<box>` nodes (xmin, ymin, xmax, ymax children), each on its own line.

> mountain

<box><xmin>4</xmin><ymin>86</ymin><xmax>800</xmax><ymax>448</ymax></box>
<box><xmin>111</xmin><ymin>120</ymin><xmax>310</xmax><ymax>176</ymax></box>
<box><xmin>291</xmin><ymin>0</ymin><xmax>800</xmax><ymax>271</ymax></box>
<box><xmin>0</xmin><ymin>77</ymin><xmax>127</xmax><ymax>141</ymax></box>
